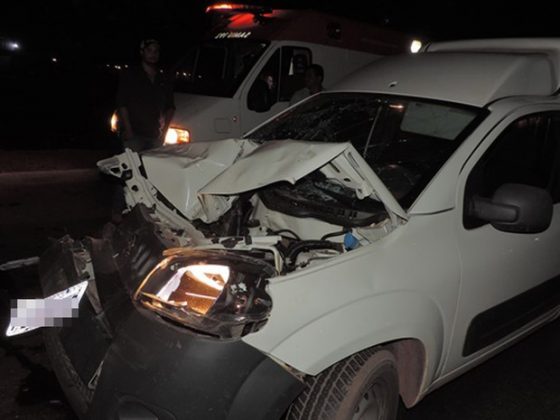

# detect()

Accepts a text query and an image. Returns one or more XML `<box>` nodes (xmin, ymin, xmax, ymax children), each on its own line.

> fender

<box><xmin>244</xmin><ymin>290</ymin><xmax>444</xmax><ymax>393</ymax></box>
<box><xmin>243</xmin><ymin>214</ymin><xmax>459</xmax><ymax>395</ymax></box>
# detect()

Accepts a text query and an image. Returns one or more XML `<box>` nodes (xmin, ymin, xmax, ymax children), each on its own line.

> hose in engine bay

<box><xmin>285</xmin><ymin>240</ymin><xmax>344</xmax><ymax>271</ymax></box>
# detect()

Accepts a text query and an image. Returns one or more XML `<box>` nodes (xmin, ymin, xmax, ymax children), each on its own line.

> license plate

<box><xmin>6</xmin><ymin>281</ymin><xmax>88</xmax><ymax>337</ymax></box>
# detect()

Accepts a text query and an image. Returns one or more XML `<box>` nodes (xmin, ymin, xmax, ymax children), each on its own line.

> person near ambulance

<box><xmin>116</xmin><ymin>38</ymin><xmax>175</xmax><ymax>151</ymax></box>
<box><xmin>247</xmin><ymin>68</ymin><xmax>276</xmax><ymax>112</ymax></box>
<box><xmin>289</xmin><ymin>64</ymin><xmax>324</xmax><ymax>106</ymax></box>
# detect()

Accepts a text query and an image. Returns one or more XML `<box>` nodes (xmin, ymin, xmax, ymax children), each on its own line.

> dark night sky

<box><xmin>3</xmin><ymin>0</ymin><xmax>560</xmax><ymax>64</ymax></box>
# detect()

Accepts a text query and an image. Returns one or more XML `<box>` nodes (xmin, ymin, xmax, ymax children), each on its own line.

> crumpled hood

<box><xmin>137</xmin><ymin>139</ymin><xmax>257</xmax><ymax>221</ymax></box>
<box><xmin>198</xmin><ymin>140</ymin><xmax>407</xmax><ymax>222</ymax></box>
<box><xmin>99</xmin><ymin>139</ymin><xmax>406</xmax><ymax>224</ymax></box>
<box><xmin>201</xmin><ymin>141</ymin><xmax>351</xmax><ymax>194</ymax></box>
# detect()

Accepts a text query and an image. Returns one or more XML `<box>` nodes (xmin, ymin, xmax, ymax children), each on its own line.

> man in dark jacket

<box><xmin>116</xmin><ymin>39</ymin><xmax>175</xmax><ymax>151</ymax></box>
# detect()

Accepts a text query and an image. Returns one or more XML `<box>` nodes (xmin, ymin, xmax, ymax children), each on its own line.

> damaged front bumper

<box><xmin>39</xmin><ymin>206</ymin><xmax>303</xmax><ymax>420</ymax></box>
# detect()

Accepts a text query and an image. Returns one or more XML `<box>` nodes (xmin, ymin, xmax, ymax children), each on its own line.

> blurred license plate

<box><xmin>6</xmin><ymin>281</ymin><xmax>88</xmax><ymax>337</ymax></box>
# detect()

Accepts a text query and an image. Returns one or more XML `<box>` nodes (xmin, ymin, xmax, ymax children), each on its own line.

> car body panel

<box><xmin>140</xmin><ymin>139</ymin><xmax>257</xmax><ymax>221</ymax></box>
<box><xmin>199</xmin><ymin>140</ymin><xmax>407</xmax><ymax>222</ymax></box>
<box><xmin>440</xmin><ymin>103</ymin><xmax>560</xmax><ymax>374</ymax></box>
<box><xmin>243</xmin><ymin>210</ymin><xmax>460</xmax><ymax>386</ymax></box>
<box><xmin>87</xmin><ymin>308</ymin><xmax>304</xmax><ymax>420</ymax></box>
<box><xmin>39</xmin><ymin>227</ymin><xmax>304</xmax><ymax>420</ymax></box>
<box><xmin>333</xmin><ymin>53</ymin><xmax>555</xmax><ymax>107</ymax></box>
<box><xmin>98</xmin><ymin>139</ymin><xmax>407</xmax><ymax>226</ymax></box>
<box><xmin>426</xmin><ymin>38</ymin><xmax>560</xmax><ymax>81</ymax></box>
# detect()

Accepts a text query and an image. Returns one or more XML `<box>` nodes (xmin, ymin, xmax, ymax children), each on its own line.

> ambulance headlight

<box><xmin>164</xmin><ymin>127</ymin><xmax>190</xmax><ymax>145</ymax></box>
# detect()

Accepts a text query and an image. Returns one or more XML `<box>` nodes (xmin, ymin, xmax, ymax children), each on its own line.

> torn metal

<box><xmin>97</xmin><ymin>139</ymin><xmax>406</xmax><ymax>275</ymax></box>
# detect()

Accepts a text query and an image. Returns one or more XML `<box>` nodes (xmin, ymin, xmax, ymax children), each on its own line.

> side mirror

<box><xmin>468</xmin><ymin>183</ymin><xmax>553</xmax><ymax>234</ymax></box>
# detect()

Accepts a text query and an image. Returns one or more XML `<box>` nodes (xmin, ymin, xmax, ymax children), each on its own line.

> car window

<box><xmin>464</xmin><ymin>112</ymin><xmax>560</xmax><ymax>229</ymax></box>
<box><xmin>247</xmin><ymin>93</ymin><xmax>483</xmax><ymax>209</ymax></box>
<box><xmin>401</xmin><ymin>102</ymin><xmax>477</xmax><ymax>140</ymax></box>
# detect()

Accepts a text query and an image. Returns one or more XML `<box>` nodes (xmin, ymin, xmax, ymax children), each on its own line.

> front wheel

<box><xmin>287</xmin><ymin>347</ymin><xmax>399</xmax><ymax>420</ymax></box>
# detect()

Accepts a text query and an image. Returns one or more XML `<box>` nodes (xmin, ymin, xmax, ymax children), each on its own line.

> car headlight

<box><xmin>164</xmin><ymin>127</ymin><xmax>190</xmax><ymax>145</ymax></box>
<box><xmin>134</xmin><ymin>250</ymin><xmax>275</xmax><ymax>338</ymax></box>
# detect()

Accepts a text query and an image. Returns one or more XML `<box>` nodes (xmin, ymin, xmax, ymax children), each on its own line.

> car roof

<box><xmin>333</xmin><ymin>38</ymin><xmax>560</xmax><ymax>107</ymax></box>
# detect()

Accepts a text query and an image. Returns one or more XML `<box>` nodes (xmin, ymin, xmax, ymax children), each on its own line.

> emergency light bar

<box><xmin>206</xmin><ymin>3</ymin><xmax>272</xmax><ymax>15</ymax></box>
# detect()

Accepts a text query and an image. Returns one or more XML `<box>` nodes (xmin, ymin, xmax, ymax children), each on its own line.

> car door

<box><xmin>444</xmin><ymin>108</ymin><xmax>560</xmax><ymax>374</ymax></box>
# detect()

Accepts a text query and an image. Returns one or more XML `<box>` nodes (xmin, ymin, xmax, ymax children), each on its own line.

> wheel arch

<box><xmin>258</xmin><ymin>292</ymin><xmax>444</xmax><ymax>407</ymax></box>
<box><xmin>385</xmin><ymin>338</ymin><xmax>427</xmax><ymax>407</ymax></box>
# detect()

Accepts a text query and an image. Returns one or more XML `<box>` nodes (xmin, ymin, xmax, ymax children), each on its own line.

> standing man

<box><xmin>289</xmin><ymin>64</ymin><xmax>324</xmax><ymax>106</ymax></box>
<box><xmin>116</xmin><ymin>38</ymin><xmax>175</xmax><ymax>151</ymax></box>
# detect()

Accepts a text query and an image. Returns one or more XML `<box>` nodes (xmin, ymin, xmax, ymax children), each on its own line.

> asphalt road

<box><xmin>0</xmin><ymin>157</ymin><xmax>113</xmax><ymax>419</ymax></box>
<box><xmin>0</xmin><ymin>156</ymin><xmax>559</xmax><ymax>419</ymax></box>
<box><xmin>0</xmin><ymin>169</ymin><xmax>112</xmax><ymax>262</ymax></box>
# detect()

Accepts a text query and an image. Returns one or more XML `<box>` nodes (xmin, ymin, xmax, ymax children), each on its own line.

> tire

<box><xmin>287</xmin><ymin>347</ymin><xmax>399</xmax><ymax>420</ymax></box>
<box><xmin>43</xmin><ymin>329</ymin><xmax>92</xmax><ymax>419</ymax></box>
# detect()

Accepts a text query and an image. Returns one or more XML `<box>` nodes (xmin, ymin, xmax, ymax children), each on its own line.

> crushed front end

<box><xmin>39</xmin><ymin>139</ymin><xmax>404</xmax><ymax>419</ymax></box>
<box><xmin>40</xmin><ymin>205</ymin><xmax>304</xmax><ymax>419</ymax></box>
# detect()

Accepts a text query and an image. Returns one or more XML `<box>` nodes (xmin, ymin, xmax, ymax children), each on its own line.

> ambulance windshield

<box><xmin>173</xmin><ymin>39</ymin><xmax>269</xmax><ymax>97</ymax></box>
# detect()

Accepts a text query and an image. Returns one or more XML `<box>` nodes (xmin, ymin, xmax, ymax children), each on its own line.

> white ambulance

<box><xmin>161</xmin><ymin>3</ymin><xmax>417</xmax><ymax>144</ymax></box>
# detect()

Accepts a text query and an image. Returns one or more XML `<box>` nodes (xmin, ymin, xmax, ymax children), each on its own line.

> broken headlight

<box><xmin>134</xmin><ymin>250</ymin><xmax>275</xmax><ymax>338</ymax></box>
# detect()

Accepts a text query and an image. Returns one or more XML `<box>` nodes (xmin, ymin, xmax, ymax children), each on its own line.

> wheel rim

<box><xmin>352</xmin><ymin>382</ymin><xmax>389</xmax><ymax>420</ymax></box>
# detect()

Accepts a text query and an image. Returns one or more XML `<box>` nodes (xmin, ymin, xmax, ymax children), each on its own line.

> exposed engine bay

<box><xmin>7</xmin><ymin>139</ymin><xmax>407</xmax><ymax>341</ymax></box>
<box><xmin>98</xmin><ymin>139</ymin><xmax>405</xmax><ymax>276</ymax></box>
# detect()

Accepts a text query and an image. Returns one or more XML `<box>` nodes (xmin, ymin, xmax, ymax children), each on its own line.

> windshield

<box><xmin>172</xmin><ymin>39</ymin><xmax>269</xmax><ymax>98</ymax></box>
<box><xmin>247</xmin><ymin>93</ymin><xmax>483</xmax><ymax>209</ymax></box>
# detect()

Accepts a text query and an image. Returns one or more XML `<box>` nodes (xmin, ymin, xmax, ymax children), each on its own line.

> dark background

<box><xmin>2</xmin><ymin>0</ymin><xmax>560</xmax><ymax>150</ymax></box>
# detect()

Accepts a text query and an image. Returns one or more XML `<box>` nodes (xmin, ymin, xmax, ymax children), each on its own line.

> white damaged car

<box><xmin>29</xmin><ymin>39</ymin><xmax>560</xmax><ymax>419</ymax></box>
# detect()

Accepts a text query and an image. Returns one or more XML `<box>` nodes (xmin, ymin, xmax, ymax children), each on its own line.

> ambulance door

<box><xmin>241</xmin><ymin>45</ymin><xmax>312</xmax><ymax>134</ymax></box>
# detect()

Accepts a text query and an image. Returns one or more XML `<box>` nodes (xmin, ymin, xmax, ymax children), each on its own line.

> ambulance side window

<box><xmin>279</xmin><ymin>47</ymin><xmax>312</xmax><ymax>102</ymax></box>
<box><xmin>247</xmin><ymin>49</ymin><xmax>280</xmax><ymax>112</ymax></box>
<box><xmin>247</xmin><ymin>47</ymin><xmax>312</xmax><ymax>112</ymax></box>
